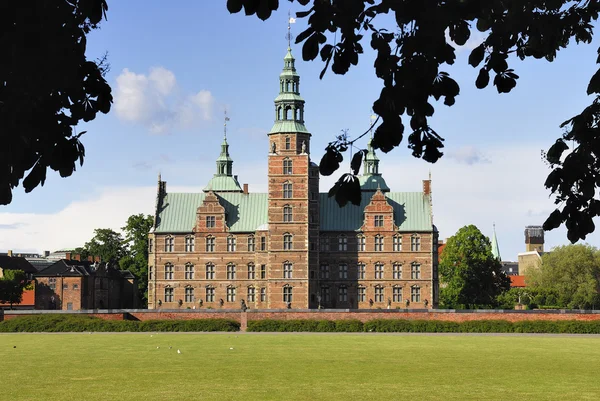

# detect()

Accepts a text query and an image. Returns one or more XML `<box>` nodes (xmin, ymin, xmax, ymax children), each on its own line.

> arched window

<box><xmin>278</xmin><ymin>106</ymin><xmax>283</xmax><ymax>120</ymax></box>
<box><xmin>286</xmin><ymin>106</ymin><xmax>292</xmax><ymax>120</ymax></box>
<box><xmin>283</xmin><ymin>205</ymin><xmax>292</xmax><ymax>222</ymax></box>
<box><xmin>205</xmin><ymin>235</ymin><xmax>215</xmax><ymax>252</ymax></box>
<box><xmin>283</xmin><ymin>261</ymin><xmax>293</xmax><ymax>278</ymax></box>
<box><xmin>283</xmin><ymin>182</ymin><xmax>292</xmax><ymax>199</ymax></box>
<box><xmin>295</xmin><ymin>108</ymin><xmax>301</xmax><ymax>121</ymax></box>
<box><xmin>283</xmin><ymin>158</ymin><xmax>292</xmax><ymax>174</ymax></box>
<box><xmin>284</xmin><ymin>234</ymin><xmax>295</xmax><ymax>253</ymax></box>
<box><xmin>285</xmin><ymin>81</ymin><xmax>290</xmax><ymax>91</ymax></box>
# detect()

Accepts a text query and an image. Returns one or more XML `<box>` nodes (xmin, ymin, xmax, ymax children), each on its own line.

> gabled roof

<box><xmin>0</xmin><ymin>256</ymin><xmax>37</xmax><ymax>274</ymax></box>
<box><xmin>35</xmin><ymin>259</ymin><xmax>135</xmax><ymax>280</ymax></box>
<box><xmin>155</xmin><ymin>191</ymin><xmax>432</xmax><ymax>234</ymax></box>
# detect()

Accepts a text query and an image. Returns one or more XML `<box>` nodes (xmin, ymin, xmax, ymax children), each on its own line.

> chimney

<box><xmin>7</xmin><ymin>250</ymin><xmax>12</xmax><ymax>257</ymax></box>
<box><xmin>73</xmin><ymin>254</ymin><xmax>81</xmax><ymax>261</ymax></box>
<box><xmin>423</xmin><ymin>179</ymin><xmax>431</xmax><ymax>196</ymax></box>
<box><xmin>243</xmin><ymin>184</ymin><xmax>248</xmax><ymax>194</ymax></box>
<box><xmin>65</xmin><ymin>252</ymin><xmax>71</xmax><ymax>260</ymax></box>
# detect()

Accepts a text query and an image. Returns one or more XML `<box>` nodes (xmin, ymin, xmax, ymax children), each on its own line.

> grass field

<box><xmin>1</xmin><ymin>333</ymin><xmax>600</xmax><ymax>401</ymax></box>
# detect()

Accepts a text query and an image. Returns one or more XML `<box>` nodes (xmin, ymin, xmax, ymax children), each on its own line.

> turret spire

<box><xmin>491</xmin><ymin>223</ymin><xmax>501</xmax><ymax>261</ymax></box>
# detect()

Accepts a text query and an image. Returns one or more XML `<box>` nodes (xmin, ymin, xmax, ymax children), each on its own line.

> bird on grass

<box><xmin>177</xmin><ymin>349</ymin><xmax>181</xmax><ymax>354</ymax></box>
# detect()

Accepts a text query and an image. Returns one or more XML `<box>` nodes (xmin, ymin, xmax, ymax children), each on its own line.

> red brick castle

<box><xmin>147</xmin><ymin>46</ymin><xmax>439</xmax><ymax>310</ymax></box>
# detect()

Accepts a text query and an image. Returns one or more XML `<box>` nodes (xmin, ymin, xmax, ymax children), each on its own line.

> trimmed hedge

<box><xmin>248</xmin><ymin>318</ymin><xmax>600</xmax><ymax>334</ymax></box>
<box><xmin>0</xmin><ymin>315</ymin><xmax>240</xmax><ymax>332</ymax></box>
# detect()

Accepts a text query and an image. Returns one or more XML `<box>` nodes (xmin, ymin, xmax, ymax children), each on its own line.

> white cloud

<box><xmin>114</xmin><ymin>67</ymin><xmax>215</xmax><ymax>134</ymax></box>
<box><xmin>445</xmin><ymin>28</ymin><xmax>486</xmax><ymax>53</ymax></box>
<box><xmin>446</xmin><ymin>146</ymin><xmax>490</xmax><ymax>165</ymax></box>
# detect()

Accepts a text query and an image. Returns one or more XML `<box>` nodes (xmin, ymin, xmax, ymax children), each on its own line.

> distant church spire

<box><xmin>491</xmin><ymin>223</ymin><xmax>501</xmax><ymax>261</ymax></box>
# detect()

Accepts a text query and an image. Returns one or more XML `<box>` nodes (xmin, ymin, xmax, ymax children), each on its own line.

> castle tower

<box><xmin>266</xmin><ymin>42</ymin><xmax>318</xmax><ymax>308</ymax></box>
<box><xmin>204</xmin><ymin>116</ymin><xmax>243</xmax><ymax>193</ymax></box>
<box><xmin>525</xmin><ymin>225</ymin><xmax>544</xmax><ymax>253</ymax></box>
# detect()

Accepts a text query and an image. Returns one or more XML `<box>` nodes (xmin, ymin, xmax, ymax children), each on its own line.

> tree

<box><xmin>527</xmin><ymin>244</ymin><xmax>600</xmax><ymax>309</ymax></box>
<box><xmin>0</xmin><ymin>269</ymin><xmax>30</xmax><ymax>309</ymax></box>
<box><xmin>119</xmin><ymin>214</ymin><xmax>153</xmax><ymax>305</ymax></box>
<box><xmin>0</xmin><ymin>0</ymin><xmax>112</xmax><ymax>205</ymax></box>
<box><xmin>227</xmin><ymin>0</ymin><xmax>600</xmax><ymax>242</ymax></box>
<box><xmin>439</xmin><ymin>225</ymin><xmax>510</xmax><ymax>308</ymax></box>
<box><xmin>82</xmin><ymin>228</ymin><xmax>126</xmax><ymax>265</ymax></box>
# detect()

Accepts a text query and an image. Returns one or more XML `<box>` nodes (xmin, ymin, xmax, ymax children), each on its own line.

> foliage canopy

<box><xmin>227</xmin><ymin>0</ymin><xmax>600</xmax><ymax>242</ymax></box>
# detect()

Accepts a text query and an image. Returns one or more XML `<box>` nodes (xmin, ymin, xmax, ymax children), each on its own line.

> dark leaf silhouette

<box><xmin>350</xmin><ymin>150</ymin><xmax>365</xmax><ymax>176</ymax></box>
<box><xmin>328</xmin><ymin>174</ymin><xmax>361</xmax><ymax>207</ymax></box>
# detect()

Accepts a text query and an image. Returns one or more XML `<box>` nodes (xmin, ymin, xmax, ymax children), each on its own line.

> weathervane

<box><xmin>224</xmin><ymin>109</ymin><xmax>230</xmax><ymax>139</ymax></box>
<box><xmin>287</xmin><ymin>11</ymin><xmax>296</xmax><ymax>48</ymax></box>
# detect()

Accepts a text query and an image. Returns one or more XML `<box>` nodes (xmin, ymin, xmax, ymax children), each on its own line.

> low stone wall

<box><xmin>3</xmin><ymin>309</ymin><xmax>600</xmax><ymax>331</ymax></box>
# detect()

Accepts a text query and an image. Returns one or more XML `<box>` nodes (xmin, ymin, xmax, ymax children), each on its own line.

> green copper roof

<box><xmin>204</xmin><ymin>176</ymin><xmax>243</xmax><ymax>193</ymax></box>
<box><xmin>269</xmin><ymin>120</ymin><xmax>310</xmax><ymax>134</ymax></box>
<box><xmin>274</xmin><ymin>93</ymin><xmax>305</xmax><ymax>102</ymax></box>
<box><xmin>358</xmin><ymin>175</ymin><xmax>390</xmax><ymax>192</ymax></box>
<box><xmin>319</xmin><ymin>192</ymin><xmax>432</xmax><ymax>232</ymax></box>
<box><xmin>155</xmin><ymin>190</ymin><xmax>432</xmax><ymax>233</ymax></box>
<box><xmin>155</xmin><ymin>193</ymin><xmax>267</xmax><ymax>233</ymax></box>
<box><xmin>491</xmin><ymin>226</ymin><xmax>501</xmax><ymax>260</ymax></box>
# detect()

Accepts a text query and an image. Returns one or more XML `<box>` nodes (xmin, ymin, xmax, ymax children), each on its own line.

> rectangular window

<box><xmin>227</xmin><ymin>264</ymin><xmax>236</xmax><ymax>280</ymax></box>
<box><xmin>185</xmin><ymin>236</ymin><xmax>195</xmax><ymax>252</ymax></box>
<box><xmin>375</xmin><ymin>286</ymin><xmax>384</xmax><ymax>302</ymax></box>
<box><xmin>206</xmin><ymin>264</ymin><xmax>215</xmax><ymax>280</ymax></box>
<box><xmin>338</xmin><ymin>287</ymin><xmax>348</xmax><ymax>302</ymax></box>
<box><xmin>185</xmin><ymin>264</ymin><xmax>194</xmax><ymax>280</ymax></box>
<box><xmin>374</xmin><ymin>215</ymin><xmax>384</xmax><ymax>227</ymax></box>
<box><xmin>319</xmin><ymin>237</ymin><xmax>330</xmax><ymax>251</ymax></box>
<box><xmin>357</xmin><ymin>235</ymin><xmax>365</xmax><ymax>251</ymax></box>
<box><xmin>260</xmin><ymin>264</ymin><xmax>266</xmax><ymax>279</ymax></box>
<box><xmin>227</xmin><ymin>236</ymin><xmax>237</xmax><ymax>252</ymax></box>
<box><xmin>227</xmin><ymin>287</ymin><xmax>236</xmax><ymax>302</ymax></box>
<box><xmin>358</xmin><ymin>263</ymin><xmax>365</xmax><ymax>280</ymax></box>
<box><xmin>283</xmin><ymin>263</ymin><xmax>293</xmax><ymax>279</ymax></box>
<box><xmin>321</xmin><ymin>287</ymin><xmax>330</xmax><ymax>302</ymax></box>
<box><xmin>358</xmin><ymin>287</ymin><xmax>366</xmax><ymax>302</ymax></box>
<box><xmin>206</xmin><ymin>216</ymin><xmax>216</xmax><ymax>228</ymax></box>
<box><xmin>411</xmin><ymin>236</ymin><xmax>421</xmax><ymax>252</ymax></box>
<box><xmin>205</xmin><ymin>287</ymin><xmax>215</xmax><ymax>302</ymax></box>
<box><xmin>411</xmin><ymin>287</ymin><xmax>421</xmax><ymax>303</ymax></box>
<box><xmin>63</xmin><ymin>284</ymin><xmax>68</xmax><ymax>290</ymax></box>
<box><xmin>339</xmin><ymin>264</ymin><xmax>348</xmax><ymax>280</ymax></box>
<box><xmin>283</xmin><ymin>158</ymin><xmax>293</xmax><ymax>174</ymax></box>
<box><xmin>374</xmin><ymin>236</ymin><xmax>384</xmax><ymax>252</ymax></box>
<box><xmin>338</xmin><ymin>236</ymin><xmax>347</xmax><ymax>251</ymax></box>
<box><xmin>375</xmin><ymin>263</ymin><xmax>384</xmax><ymax>279</ymax></box>
<box><xmin>185</xmin><ymin>287</ymin><xmax>195</xmax><ymax>303</ymax></box>
<box><xmin>164</xmin><ymin>236</ymin><xmax>174</xmax><ymax>252</ymax></box>
<box><xmin>283</xmin><ymin>207</ymin><xmax>292</xmax><ymax>222</ymax></box>
<box><xmin>260</xmin><ymin>287</ymin><xmax>266</xmax><ymax>302</ymax></box>
<box><xmin>149</xmin><ymin>266</ymin><xmax>153</xmax><ymax>280</ymax></box>
<box><xmin>283</xmin><ymin>234</ymin><xmax>293</xmax><ymax>250</ymax></box>
<box><xmin>320</xmin><ymin>264</ymin><xmax>330</xmax><ymax>279</ymax></box>
<box><xmin>393</xmin><ymin>235</ymin><xmax>402</xmax><ymax>252</ymax></box>
<box><xmin>285</xmin><ymin>137</ymin><xmax>291</xmax><ymax>150</ymax></box>
<box><xmin>248</xmin><ymin>236</ymin><xmax>256</xmax><ymax>252</ymax></box>
<box><xmin>393</xmin><ymin>263</ymin><xmax>402</xmax><ymax>279</ymax></box>
<box><xmin>148</xmin><ymin>239</ymin><xmax>153</xmax><ymax>253</ymax></box>
<box><xmin>247</xmin><ymin>287</ymin><xmax>256</xmax><ymax>302</ymax></box>
<box><xmin>164</xmin><ymin>264</ymin><xmax>174</xmax><ymax>280</ymax></box>
<box><xmin>205</xmin><ymin>236</ymin><xmax>215</xmax><ymax>252</ymax></box>
<box><xmin>49</xmin><ymin>278</ymin><xmax>56</xmax><ymax>290</ymax></box>
<box><xmin>393</xmin><ymin>287</ymin><xmax>402</xmax><ymax>303</ymax></box>
<box><xmin>260</xmin><ymin>236</ymin><xmax>266</xmax><ymax>251</ymax></box>
<box><xmin>164</xmin><ymin>287</ymin><xmax>174</xmax><ymax>302</ymax></box>
<box><xmin>283</xmin><ymin>183</ymin><xmax>292</xmax><ymax>198</ymax></box>
<box><xmin>411</xmin><ymin>264</ymin><xmax>421</xmax><ymax>280</ymax></box>
<box><xmin>283</xmin><ymin>286</ymin><xmax>293</xmax><ymax>303</ymax></box>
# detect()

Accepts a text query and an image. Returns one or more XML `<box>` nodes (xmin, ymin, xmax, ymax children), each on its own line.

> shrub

<box><xmin>334</xmin><ymin>319</ymin><xmax>363</xmax><ymax>332</ymax></box>
<box><xmin>138</xmin><ymin>319</ymin><xmax>239</xmax><ymax>332</ymax></box>
<box><xmin>459</xmin><ymin>320</ymin><xmax>513</xmax><ymax>333</ymax></box>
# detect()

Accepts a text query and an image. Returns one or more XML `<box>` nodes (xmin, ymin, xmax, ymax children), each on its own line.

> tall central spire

<box><xmin>203</xmin><ymin>111</ymin><xmax>243</xmax><ymax>193</ymax></box>
<box><xmin>269</xmin><ymin>15</ymin><xmax>309</xmax><ymax>136</ymax></box>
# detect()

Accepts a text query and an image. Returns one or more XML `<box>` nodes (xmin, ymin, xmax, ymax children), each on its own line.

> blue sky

<box><xmin>1</xmin><ymin>1</ymin><xmax>599</xmax><ymax>260</ymax></box>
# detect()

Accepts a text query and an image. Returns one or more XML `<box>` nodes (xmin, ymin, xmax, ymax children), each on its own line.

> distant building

<box><xmin>518</xmin><ymin>225</ymin><xmax>545</xmax><ymax>277</ymax></box>
<box><xmin>35</xmin><ymin>259</ymin><xmax>137</xmax><ymax>310</ymax></box>
<box><xmin>0</xmin><ymin>255</ymin><xmax>37</xmax><ymax>309</ymax></box>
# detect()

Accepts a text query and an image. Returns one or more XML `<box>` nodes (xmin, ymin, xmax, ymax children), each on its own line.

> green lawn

<box><xmin>1</xmin><ymin>333</ymin><xmax>599</xmax><ymax>401</ymax></box>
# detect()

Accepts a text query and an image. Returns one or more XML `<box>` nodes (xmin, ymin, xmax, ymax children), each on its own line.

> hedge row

<box><xmin>0</xmin><ymin>315</ymin><xmax>240</xmax><ymax>332</ymax></box>
<box><xmin>247</xmin><ymin>319</ymin><xmax>600</xmax><ymax>334</ymax></box>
